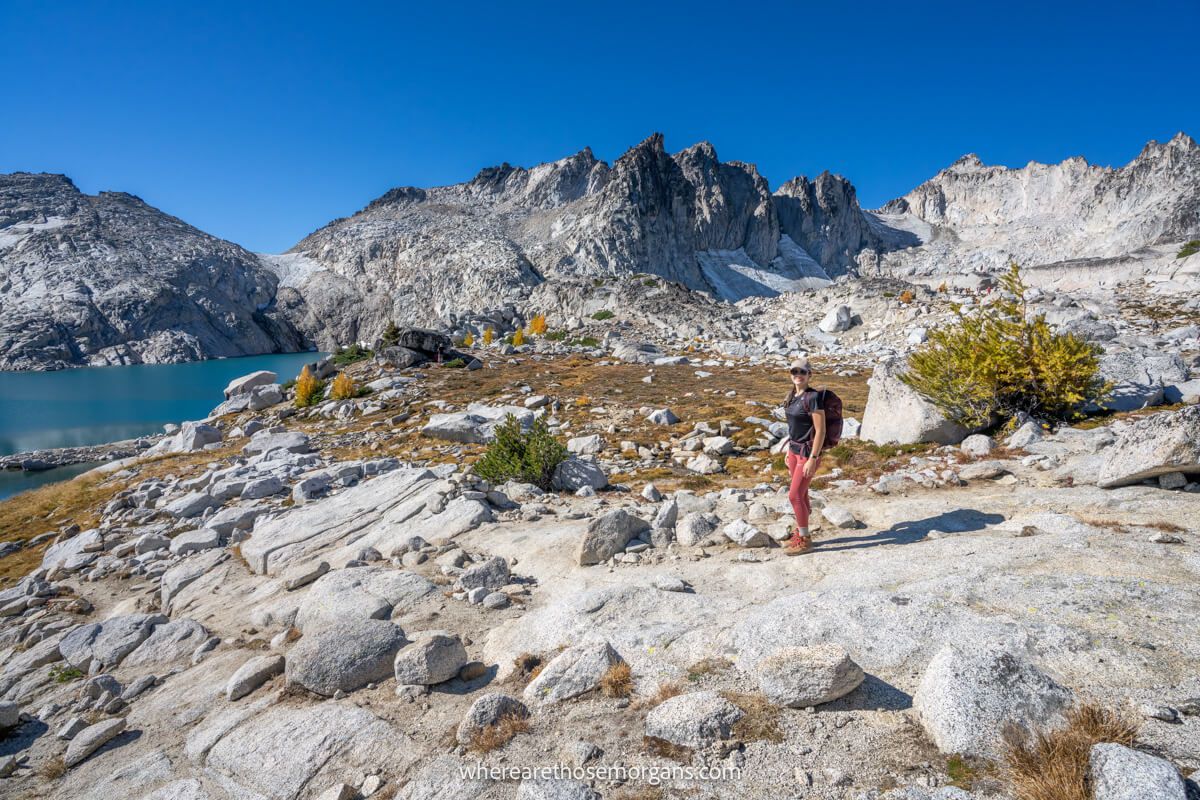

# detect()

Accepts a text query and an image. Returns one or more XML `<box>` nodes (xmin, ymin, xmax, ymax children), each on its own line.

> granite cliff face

<box><xmin>0</xmin><ymin>174</ymin><xmax>305</xmax><ymax>370</ymax></box>
<box><xmin>273</xmin><ymin>134</ymin><xmax>891</xmax><ymax>351</ymax></box>
<box><xmin>867</xmin><ymin>132</ymin><xmax>1200</xmax><ymax>280</ymax></box>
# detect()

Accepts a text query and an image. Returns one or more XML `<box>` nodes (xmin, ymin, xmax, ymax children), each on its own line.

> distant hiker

<box><xmin>782</xmin><ymin>357</ymin><xmax>843</xmax><ymax>552</ymax></box>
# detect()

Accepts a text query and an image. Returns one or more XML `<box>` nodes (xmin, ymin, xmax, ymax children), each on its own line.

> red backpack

<box><xmin>789</xmin><ymin>388</ymin><xmax>844</xmax><ymax>451</ymax></box>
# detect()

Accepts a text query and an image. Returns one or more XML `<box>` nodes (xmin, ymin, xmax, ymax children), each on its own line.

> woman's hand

<box><xmin>802</xmin><ymin>457</ymin><xmax>819</xmax><ymax>479</ymax></box>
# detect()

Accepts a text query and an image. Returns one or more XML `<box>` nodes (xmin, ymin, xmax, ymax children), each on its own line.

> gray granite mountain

<box><xmin>269</xmin><ymin>134</ymin><xmax>895</xmax><ymax>351</ymax></box>
<box><xmin>863</xmin><ymin>132</ymin><xmax>1200</xmax><ymax>283</ymax></box>
<box><xmin>0</xmin><ymin>173</ymin><xmax>305</xmax><ymax>371</ymax></box>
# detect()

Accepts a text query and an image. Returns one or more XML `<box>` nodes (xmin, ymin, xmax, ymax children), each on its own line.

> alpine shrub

<box><xmin>591</xmin><ymin>310</ymin><xmax>614</xmax><ymax>321</ymax></box>
<box><xmin>900</xmin><ymin>263</ymin><xmax>1109</xmax><ymax>429</ymax></box>
<box><xmin>512</xmin><ymin>328</ymin><xmax>525</xmax><ymax>346</ymax></box>
<box><xmin>1178</xmin><ymin>240</ymin><xmax>1200</xmax><ymax>259</ymax></box>
<box><xmin>528</xmin><ymin>314</ymin><xmax>547</xmax><ymax>335</ymax></box>
<box><xmin>330</xmin><ymin>371</ymin><xmax>356</xmax><ymax>400</ymax></box>
<box><xmin>474</xmin><ymin>415</ymin><xmax>568</xmax><ymax>491</ymax></box>
<box><xmin>380</xmin><ymin>321</ymin><xmax>401</xmax><ymax>348</ymax></box>
<box><xmin>294</xmin><ymin>365</ymin><xmax>325</xmax><ymax>408</ymax></box>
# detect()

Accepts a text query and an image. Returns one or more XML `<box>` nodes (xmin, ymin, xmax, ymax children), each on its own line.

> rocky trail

<box><xmin>0</xmin><ymin>323</ymin><xmax>1198</xmax><ymax>800</ymax></box>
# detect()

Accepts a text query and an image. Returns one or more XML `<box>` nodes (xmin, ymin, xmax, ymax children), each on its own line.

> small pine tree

<box><xmin>462</xmin><ymin>332</ymin><xmax>475</xmax><ymax>347</ymax></box>
<box><xmin>330</xmin><ymin>371</ymin><xmax>356</xmax><ymax>400</ymax></box>
<box><xmin>529</xmin><ymin>314</ymin><xmax>547</xmax><ymax>335</ymax></box>
<box><xmin>482</xmin><ymin>327</ymin><xmax>495</xmax><ymax>346</ymax></box>
<box><xmin>474</xmin><ymin>415</ymin><xmax>568</xmax><ymax>491</ymax></box>
<box><xmin>512</xmin><ymin>328</ymin><xmax>525</xmax><ymax>346</ymax></box>
<box><xmin>900</xmin><ymin>263</ymin><xmax>1110</xmax><ymax>429</ymax></box>
<box><xmin>380</xmin><ymin>321</ymin><xmax>401</xmax><ymax>348</ymax></box>
<box><xmin>294</xmin><ymin>365</ymin><xmax>323</xmax><ymax>408</ymax></box>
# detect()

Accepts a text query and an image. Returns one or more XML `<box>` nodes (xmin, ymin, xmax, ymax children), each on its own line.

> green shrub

<box><xmin>380</xmin><ymin>321</ymin><xmax>401</xmax><ymax>347</ymax></box>
<box><xmin>1178</xmin><ymin>240</ymin><xmax>1200</xmax><ymax>259</ymax></box>
<box><xmin>591</xmin><ymin>310</ymin><xmax>615</xmax><ymax>321</ymax></box>
<box><xmin>570</xmin><ymin>336</ymin><xmax>601</xmax><ymax>348</ymax></box>
<box><xmin>643</xmin><ymin>278</ymin><xmax>658</xmax><ymax>287</ymax></box>
<box><xmin>332</xmin><ymin>344</ymin><xmax>373</xmax><ymax>366</ymax></box>
<box><xmin>49</xmin><ymin>664</ymin><xmax>84</xmax><ymax>683</ymax></box>
<box><xmin>544</xmin><ymin>330</ymin><xmax>567</xmax><ymax>341</ymax></box>
<box><xmin>474</xmin><ymin>415</ymin><xmax>568</xmax><ymax>491</ymax></box>
<box><xmin>900</xmin><ymin>263</ymin><xmax>1110</xmax><ymax>429</ymax></box>
<box><xmin>444</xmin><ymin>357</ymin><xmax>466</xmax><ymax>368</ymax></box>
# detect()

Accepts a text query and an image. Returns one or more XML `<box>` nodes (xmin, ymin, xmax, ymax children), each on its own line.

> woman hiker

<box><xmin>784</xmin><ymin>356</ymin><xmax>825</xmax><ymax>552</ymax></box>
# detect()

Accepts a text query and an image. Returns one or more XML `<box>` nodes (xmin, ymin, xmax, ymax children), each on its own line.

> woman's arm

<box><xmin>804</xmin><ymin>410</ymin><xmax>826</xmax><ymax>476</ymax></box>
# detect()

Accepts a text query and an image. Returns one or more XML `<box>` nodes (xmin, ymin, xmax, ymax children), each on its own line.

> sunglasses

<box><xmin>790</xmin><ymin>368</ymin><xmax>810</xmax><ymax>376</ymax></box>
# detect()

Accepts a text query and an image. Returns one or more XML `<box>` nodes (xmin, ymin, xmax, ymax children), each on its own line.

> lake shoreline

<box><xmin>0</xmin><ymin>436</ymin><xmax>154</xmax><ymax>471</ymax></box>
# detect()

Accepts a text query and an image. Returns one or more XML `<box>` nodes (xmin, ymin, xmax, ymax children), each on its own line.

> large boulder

<box><xmin>64</xmin><ymin>718</ymin><xmax>126</xmax><ymax>767</ymax></box>
<box><xmin>285</xmin><ymin>619</ymin><xmax>407</xmax><ymax>696</ymax></box>
<box><xmin>913</xmin><ymin>642</ymin><xmax>1073</xmax><ymax>759</ymax></box>
<box><xmin>457</xmin><ymin>556</ymin><xmax>510</xmax><ymax>593</ymax></box>
<box><xmin>523</xmin><ymin>641</ymin><xmax>624</xmax><ymax>705</ymax></box>
<box><xmin>393</xmin><ymin>631</ymin><xmax>468</xmax><ymax>685</ymax></box>
<box><xmin>395</xmin><ymin>327</ymin><xmax>453</xmax><ymax>356</ymax></box>
<box><xmin>1098</xmin><ymin>405</ymin><xmax>1200</xmax><ymax>488</ymax></box>
<box><xmin>860</xmin><ymin>360</ymin><xmax>970</xmax><ymax>445</ymax></box>
<box><xmin>1088</xmin><ymin>743</ymin><xmax>1186</xmax><ymax>800</ymax></box>
<box><xmin>552</xmin><ymin>456</ymin><xmax>608</xmax><ymax>492</ymax></box>
<box><xmin>173</xmin><ymin>421</ymin><xmax>223</xmax><ymax>452</ymax></box>
<box><xmin>1096</xmin><ymin>352</ymin><xmax>1187</xmax><ymax>412</ymax></box>
<box><xmin>577</xmin><ymin>510</ymin><xmax>649</xmax><ymax>565</ymax></box>
<box><xmin>224</xmin><ymin>370</ymin><xmax>278</xmax><ymax>399</ymax></box>
<box><xmin>644</xmin><ymin>691</ymin><xmax>743</xmax><ymax>749</ymax></box>
<box><xmin>422</xmin><ymin>404</ymin><xmax>534</xmax><ymax>444</ymax></box>
<box><xmin>754</xmin><ymin>645</ymin><xmax>865</xmax><ymax>707</ymax></box>
<box><xmin>243</xmin><ymin>430</ymin><xmax>312</xmax><ymax>457</ymax></box>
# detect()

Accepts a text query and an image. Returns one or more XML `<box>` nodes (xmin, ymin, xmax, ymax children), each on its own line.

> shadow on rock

<box><xmin>816</xmin><ymin>509</ymin><xmax>1006</xmax><ymax>552</ymax></box>
<box><xmin>822</xmin><ymin>673</ymin><xmax>913</xmax><ymax>713</ymax></box>
<box><xmin>0</xmin><ymin>718</ymin><xmax>49</xmax><ymax>757</ymax></box>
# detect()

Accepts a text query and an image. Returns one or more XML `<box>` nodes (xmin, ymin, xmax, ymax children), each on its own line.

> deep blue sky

<box><xmin>2</xmin><ymin>0</ymin><xmax>1197</xmax><ymax>253</ymax></box>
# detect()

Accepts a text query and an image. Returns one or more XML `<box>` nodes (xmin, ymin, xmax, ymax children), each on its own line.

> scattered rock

<box><xmin>227</xmin><ymin>654</ymin><xmax>285</xmax><ymax>701</ymax></box>
<box><xmin>645</xmin><ymin>690</ymin><xmax>744</xmax><ymax>748</ymax></box>
<box><xmin>577</xmin><ymin>510</ymin><xmax>649</xmax><ymax>566</ymax></box>
<box><xmin>914</xmin><ymin>642</ymin><xmax>1073</xmax><ymax>759</ymax></box>
<box><xmin>754</xmin><ymin>645</ymin><xmax>865</xmax><ymax>707</ymax></box>
<box><xmin>64</xmin><ymin>717</ymin><xmax>126</xmax><ymax>767</ymax></box>
<box><xmin>285</xmin><ymin>619</ymin><xmax>407</xmax><ymax>696</ymax></box>
<box><xmin>1088</xmin><ymin>742</ymin><xmax>1186</xmax><ymax>800</ymax></box>
<box><xmin>393</xmin><ymin>631</ymin><xmax>468</xmax><ymax>685</ymax></box>
<box><xmin>456</xmin><ymin>693</ymin><xmax>529</xmax><ymax>745</ymax></box>
<box><xmin>524</xmin><ymin>641</ymin><xmax>624</xmax><ymax>705</ymax></box>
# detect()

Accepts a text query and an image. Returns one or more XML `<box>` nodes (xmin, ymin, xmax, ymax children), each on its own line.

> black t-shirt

<box><xmin>785</xmin><ymin>389</ymin><xmax>824</xmax><ymax>452</ymax></box>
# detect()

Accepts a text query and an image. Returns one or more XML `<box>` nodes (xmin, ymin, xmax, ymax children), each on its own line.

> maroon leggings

<box><xmin>785</xmin><ymin>449</ymin><xmax>819</xmax><ymax>528</ymax></box>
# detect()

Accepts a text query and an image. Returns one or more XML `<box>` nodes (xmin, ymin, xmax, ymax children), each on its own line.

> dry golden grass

<box><xmin>1002</xmin><ymin>702</ymin><xmax>1140</xmax><ymax>800</ymax></box>
<box><xmin>685</xmin><ymin>657</ymin><xmax>732</xmax><ymax>682</ymax></box>
<box><xmin>636</xmin><ymin>680</ymin><xmax>684</xmax><ymax>709</ymax></box>
<box><xmin>39</xmin><ymin>756</ymin><xmax>67</xmax><ymax>780</ymax></box>
<box><xmin>466</xmin><ymin>712</ymin><xmax>530</xmax><ymax>753</ymax></box>
<box><xmin>1076</xmin><ymin>516</ymin><xmax>1129</xmax><ymax>533</ymax></box>
<box><xmin>1142</xmin><ymin>520</ymin><xmax>1186</xmax><ymax>533</ymax></box>
<box><xmin>599</xmin><ymin>661</ymin><xmax>633</xmax><ymax>698</ymax></box>
<box><xmin>643</xmin><ymin>735</ymin><xmax>693</xmax><ymax>762</ymax></box>
<box><xmin>721</xmin><ymin>691</ymin><xmax>784</xmax><ymax>743</ymax></box>
<box><xmin>507</xmin><ymin>652</ymin><xmax>544</xmax><ymax>690</ymax></box>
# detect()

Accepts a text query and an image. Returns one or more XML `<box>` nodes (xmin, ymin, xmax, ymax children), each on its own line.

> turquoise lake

<box><xmin>0</xmin><ymin>351</ymin><xmax>324</xmax><ymax>501</ymax></box>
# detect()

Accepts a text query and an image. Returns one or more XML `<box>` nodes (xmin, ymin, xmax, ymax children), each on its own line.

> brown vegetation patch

<box><xmin>1002</xmin><ymin>702</ymin><xmax>1139</xmax><ymax>800</ymax></box>
<box><xmin>643</xmin><ymin>735</ymin><xmax>693</xmax><ymax>763</ymax></box>
<box><xmin>600</xmin><ymin>661</ymin><xmax>634</xmax><ymax>698</ymax></box>
<box><xmin>720</xmin><ymin>691</ymin><xmax>784</xmax><ymax>743</ymax></box>
<box><xmin>636</xmin><ymin>680</ymin><xmax>684</xmax><ymax>709</ymax></box>
<box><xmin>467</xmin><ymin>712</ymin><xmax>530</xmax><ymax>753</ymax></box>
<box><xmin>685</xmin><ymin>657</ymin><xmax>732</xmax><ymax>682</ymax></box>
